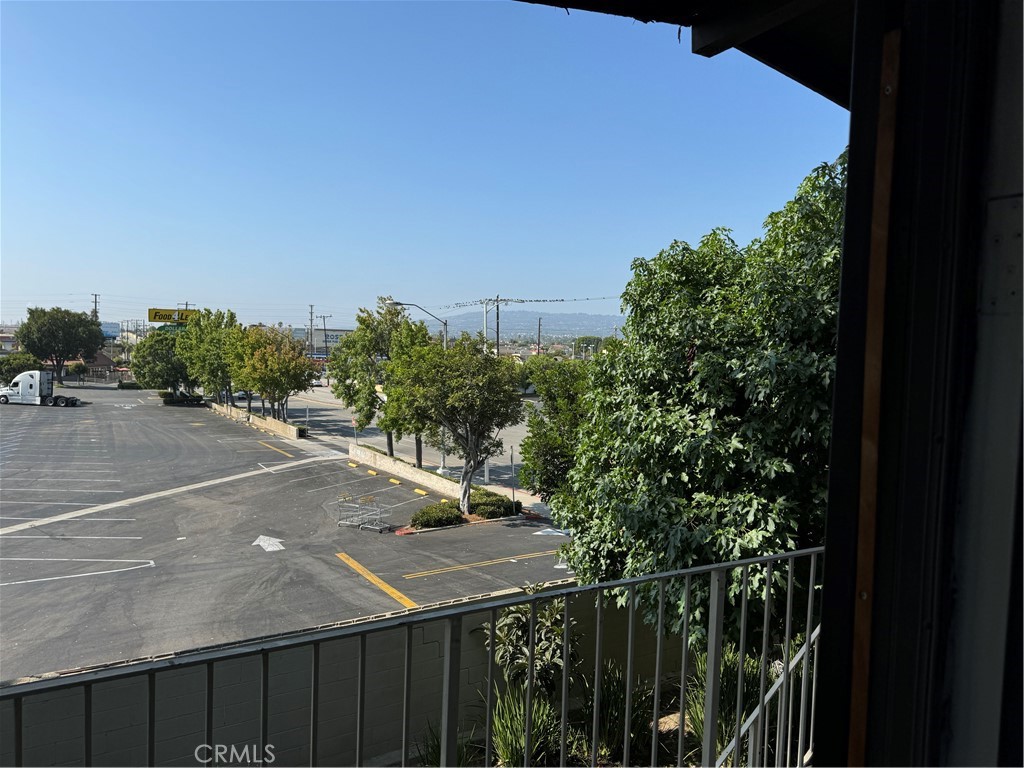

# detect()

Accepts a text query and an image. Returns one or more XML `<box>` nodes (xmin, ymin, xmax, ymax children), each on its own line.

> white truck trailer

<box><xmin>0</xmin><ymin>370</ymin><xmax>80</xmax><ymax>406</ymax></box>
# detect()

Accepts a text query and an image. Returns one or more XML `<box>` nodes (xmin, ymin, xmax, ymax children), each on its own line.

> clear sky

<box><xmin>1</xmin><ymin>1</ymin><xmax>849</xmax><ymax>330</ymax></box>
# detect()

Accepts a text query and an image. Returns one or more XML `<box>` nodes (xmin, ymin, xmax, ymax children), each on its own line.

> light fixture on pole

<box><xmin>386</xmin><ymin>301</ymin><xmax>449</xmax><ymax>473</ymax></box>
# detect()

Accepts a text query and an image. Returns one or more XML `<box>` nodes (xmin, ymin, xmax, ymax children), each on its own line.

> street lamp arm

<box><xmin>386</xmin><ymin>300</ymin><xmax>448</xmax><ymax>349</ymax></box>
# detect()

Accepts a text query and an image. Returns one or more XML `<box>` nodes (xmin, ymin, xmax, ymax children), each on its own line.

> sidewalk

<box><xmin>291</xmin><ymin>389</ymin><xmax>551</xmax><ymax>518</ymax></box>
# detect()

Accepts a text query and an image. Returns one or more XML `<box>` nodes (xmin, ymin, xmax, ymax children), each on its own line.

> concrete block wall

<box><xmin>348</xmin><ymin>443</ymin><xmax>462</xmax><ymax>498</ymax></box>
<box><xmin>208</xmin><ymin>403</ymin><xmax>306</xmax><ymax>440</ymax></box>
<box><xmin>0</xmin><ymin>597</ymin><xmax>692</xmax><ymax>766</ymax></box>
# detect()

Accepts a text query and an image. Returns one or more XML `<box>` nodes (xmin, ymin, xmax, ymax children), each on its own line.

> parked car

<box><xmin>233</xmin><ymin>391</ymin><xmax>251</xmax><ymax>401</ymax></box>
<box><xmin>310</xmin><ymin>380</ymin><xmax>325</xmax><ymax>387</ymax></box>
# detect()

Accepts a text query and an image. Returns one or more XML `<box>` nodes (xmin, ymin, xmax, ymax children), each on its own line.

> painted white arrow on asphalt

<box><xmin>253</xmin><ymin>535</ymin><xmax>285</xmax><ymax>552</ymax></box>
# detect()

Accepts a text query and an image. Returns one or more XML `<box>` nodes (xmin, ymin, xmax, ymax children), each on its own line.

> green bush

<box><xmin>117</xmin><ymin>381</ymin><xmax>141</xmax><ymax>389</ymax></box>
<box><xmin>469</xmin><ymin>488</ymin><xmax>522</xmax><ymax>519</ymax></box>
<box><xmin>490</xmin><ymin>682</ymin><xmax>562</xmax><ymax>767</ymax></box>
<box><xmin>410</xmin><ymin>501</ymin><xmax>464</xmax><ymax>529</ymax></box>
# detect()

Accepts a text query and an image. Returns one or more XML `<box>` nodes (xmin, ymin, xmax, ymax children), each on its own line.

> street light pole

<box><xmin>385</xmin><ymin>300</ymin><xmax>449</xmax><ymax>473</ymax></box>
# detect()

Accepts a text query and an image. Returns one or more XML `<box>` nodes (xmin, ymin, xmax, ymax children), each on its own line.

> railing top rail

<box><xmin>0</xmin><ymin>546</ymin><xmax>823</xmax><ymax>698</ymax></box>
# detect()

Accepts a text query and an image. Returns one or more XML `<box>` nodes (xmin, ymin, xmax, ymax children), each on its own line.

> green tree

<box><xmin>175</xmin><ymin>309</ymin><xmax>238</xmax><ymax>401</ymax></box>
<box><xmin>15</xmin><ymin>307</ymin><xmax>105</xmax><ymax>383</ymax></box>
<box><xmin>131</xmin><ymin>330</ymin><xmax>192</xmax><ymax>391</ymax></box>
<box><xmin>375</xmin><ymin>318</ymin><xmax>433</xmax><ymax>466</ymax></box>
<box><xmin>228</xmin><ymin>325</ymin><xmax>318</xmax><ymax>421</ymax></box>
<box><xmin>553</xmin><ymin>153</ymin><xmax>845</xmax><ymax>632</ymax></box>
<box><xmin>519</xmin><ymin>359</ymin><xmax>590</xmax><ymax>503</ymax></box>
<box><xmin>326</xmin><ymin>297</ymin><xmax>411</xmax><ymax>456</ymax></box>
<box><xmin>385</xmin><ymin>333</ymin><xmax>524</xmax><ymax>513</ymax></box>
<box><xmin>0</xmin><ymin>352</ymin><xmax>44</xmax><ymax>384</ymax></box>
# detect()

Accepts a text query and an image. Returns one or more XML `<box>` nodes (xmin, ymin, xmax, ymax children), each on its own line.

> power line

<box><xmin>440</xmin><ymin>295</ymin><xmax>617</xmax><ymax>310</ymax></box>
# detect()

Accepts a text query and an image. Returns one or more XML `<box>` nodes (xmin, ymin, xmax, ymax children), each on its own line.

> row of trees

<box><xmin>326</xmin><ymin>298</ymin><xmax>524</xmax><ymax>514</ymax></box>
<box><xmin>131</xmin><ymin>310</ymin><xmax>320</xmax><ymax>420</ymax></box>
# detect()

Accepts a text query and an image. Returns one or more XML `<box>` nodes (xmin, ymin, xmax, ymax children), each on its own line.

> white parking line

<box><xmin>0</xmin><ymin>455</ymin><xmax>337</xmax><ymax>534</ymax></box>
<box><xmin>0</xmin><ymin>489</ymin><xmax>123</xmax><ymax>493</ymax></box>
<box><xmin>0</xmin><ymin>501</ymin><xmax>90</xmax><ymax>506</ymax></box>
<box><xmin>0</xmin><ymin>558</ymin><xmax>155</xmax><ymax>586</ymax></box>
<box><xmin>0</xmin><ymin>517</ymin><xmax>135</xmax><ymax>521</ymax></box>
<box><xmin>0</xmin><ymin>469</ymin><xmax>118</xmax><ymax>473</ymax></box>
<box><xmin>3</xmin><ymin>535</ymin><xmax>143</xmax><ymax>540</ymax></box>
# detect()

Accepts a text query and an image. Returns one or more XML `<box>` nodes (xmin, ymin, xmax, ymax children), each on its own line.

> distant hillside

<box><xmin>426</xmin><ymin>310</ymin><xmax>626</xmax><ymax>340</ymax></box>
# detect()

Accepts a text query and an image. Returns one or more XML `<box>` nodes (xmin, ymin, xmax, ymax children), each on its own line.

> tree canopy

<box><xmin>227</xmin><ymin>325</ymin><xmax>318</xmax><ymax>421</ymax></box>
<box><xmin>552</xmin><ymin>153</ymin><xmax>846</xmax><ymax>628</ymax></box>
<box><xmin>519</xmin><ymin>359</ymin><xmax>590</xmax><ymax>503</ymax></box>
<box><xmin>385</xmin><ymin>333</ymin><xmax>524</xmax><ymax>513</ymax></box>
<box><xmin>132</xmin><ymin>330</ymin><xmax>192</xmax><ymax>391</ymax></box>
<box><xmin>326</xmin><ymin>297</ymin><xmax>420</xmax><ymax>454</ymax></box>
<box><xmin>175</xmin><ymin>309</ymin><xmax>237</xmax><ymax>401</ymax></box>
<box><xmin>15</xmin><ymin>307</ymin><xmax>105</xmax><ymax>383</ymax></box>
<box><xmin>0</xmin><ymin>352</ymin><xmax>45</xmax><ymax>385</ymax></box>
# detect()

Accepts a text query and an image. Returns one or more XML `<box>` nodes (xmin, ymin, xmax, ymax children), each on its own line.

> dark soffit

<box><xmin>517</xmin><ymin>0</ymin><xmax>855</xmax><ymax>108</ymax></box>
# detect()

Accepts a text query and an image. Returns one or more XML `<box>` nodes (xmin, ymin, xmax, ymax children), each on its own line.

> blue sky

<box><xmin>1</xmin><ymin>1</ymin><xmax>849</xmax><ymax>330</ymax></box>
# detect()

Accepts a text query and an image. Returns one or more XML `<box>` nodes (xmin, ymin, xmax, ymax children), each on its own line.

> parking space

<box><xmin>0</xmin><ymin>386</ymin><xmax>565</xmax><ymax>682</ymax></box>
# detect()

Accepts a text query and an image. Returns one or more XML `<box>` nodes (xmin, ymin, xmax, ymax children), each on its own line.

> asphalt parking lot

<box><xmin>0</xmin><ymin>386</ymin><xmax>569</xmax><ymax>682</ymax></box>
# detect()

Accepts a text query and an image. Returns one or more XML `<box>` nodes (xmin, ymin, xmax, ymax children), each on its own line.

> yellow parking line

<box><xmin>403</xmin><ymin>550</ymin><xmax>559</xmax><ymax>579</ymax></box>
<box><xmin>258</xmin><ymin>441</ymin><xmax>294</xmax><ymax>458</ymax></box>
<box><xmin>336</xmin><ymin>553</ymin><xmax>418</xmax><ymax>609</ymax></box>
<box><xmin>414</xmin><ymin>488</ymin><xmax>428</xmax><ymax>496</ymax></box>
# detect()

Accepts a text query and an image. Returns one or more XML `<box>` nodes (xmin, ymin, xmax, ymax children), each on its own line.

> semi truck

<box><xmin>0</xmin><ymin>370</ymin><xmax>80</xmax><ymax>406</ymax></box>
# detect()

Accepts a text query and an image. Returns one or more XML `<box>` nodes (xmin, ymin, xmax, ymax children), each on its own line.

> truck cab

<box><xmin>0</xmin><ymin>370</ymin><xmax>78</xmax><ymax>406</ymax></box>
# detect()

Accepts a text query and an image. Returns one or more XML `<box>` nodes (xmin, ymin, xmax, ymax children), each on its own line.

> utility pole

<box><xmin>91</xmin><ymin>294</ymin><xmax>99</xmax><ymax>321</ymax></box>
<box><xmin>537</xmin><ymin>318</ymin><xmax>542</xmax><ymax>355</ymax></box>
<box><xmin>309</xmin><ymin>305</ymin><xmax>315</xmax><ymax>355</ymax></box>
<box><xmin>317</xmin><ymin>314</ymin><xmax>332</xmax><ymax>384</ymax></box>
<box><xmin>495</xmin><ymin>295</ymin><xmax>500</xmax><ymax>357</ymax></box>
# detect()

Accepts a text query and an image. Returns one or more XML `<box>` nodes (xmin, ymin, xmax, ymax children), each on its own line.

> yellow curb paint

<box><xmin>414</xmin><ymin>489</ymin><xmax>428</xmax><ymax>496</ymax></box>
<box><xmin>258</xmin><ymin>441</ymin><xmax>294</xmax><ymax>458</ymax></box>
<box><xmin>336</xmin><ymin>553</ymin><xmax>417</xmax><ymax>609</ymax></box>
<box><xmin>367</xmin><ymin>469</ymin><xmax>378</xmax><ymax>476</ymax></box>
<box><xmin>403</xmin><ymin>550</ymin><xmax>559</xmax><ymax>579</ymax></box>
<box><xmin>389</xmin><ymin>478</ymin><xmax>401</xmax><ymax>485</ymax></box>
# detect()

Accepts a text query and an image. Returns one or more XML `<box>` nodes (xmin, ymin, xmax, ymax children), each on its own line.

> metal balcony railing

<box><xmin>0</xmin><ymin>547</ymin><xmax>823</xmax><ymax>767</ymax></box>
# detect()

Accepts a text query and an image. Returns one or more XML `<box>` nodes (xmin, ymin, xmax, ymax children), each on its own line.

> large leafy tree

<box><xmin>385</xmin><ymin>333</ymin><xmax>524</xmax><ymax>513</ymax></box>
<box><xmin>553</xmin><ymin>153</ymin><xmax>846</xmax><ymax>630</ymax></box>
<box><xmin>326</xmin><ymin>297</ymin><xmax>411</xmax><ymax>456</ymax></box>
<box><xmin>175</xmin><ymin>309</ymin><xmax>237</xmax><ymax>401</ymax></box>
<box><xmin>16</xmin><ymin>307</ymin><xmax>105</xmax><ymax>383</ymax></box>
<box><xmin>519</xmin><ymin>359</ymin><xmax>590</xmax><ymax>503</ymax></box>
<box><xmin>131</xmin><ymin>330</ymin><xmax>192</xmax><ymax>391</ymax></box>
<box><xmin>0</xmin><ymin>352</ymin><xmax>45</xmax><ymax>384</ymax></box>
<box><xmin>375</xmin><ymin>318</ymin><xmax>433</xmax><ymax>466</ymax></box>
<box><xmin>228</xmin><ymin>325</ymin><xmax>318</xmax><ymax>421</ymax></box>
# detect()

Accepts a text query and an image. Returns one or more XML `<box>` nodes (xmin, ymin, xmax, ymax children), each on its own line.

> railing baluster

<box><xmin>261</xmin><ymin>652</ymin><xmax>270</xmax><ymax>768</ymax></box>
<box><xmin>84</xmin><ymin>683</ymin><xmax>92</xmax><ymax>767</ymax></box>
<box><xmin>440</xmin><ymin>616</ymin><xmax>462</xmax><ymax>767</ymax></box>
<box><xmin>808</xmin><ymin>634</ymin><xmax>820</xmax><ymax>764</ymax></box>
<box><xmin>733</xmin><ymin>566</ymin><xmax>749</xmax><ymax>768</ymax></box>
<box><xmin>797</xmin><ymin>554</ymin><xmax>817</xmax><ymax>765</ymax></box>
<box><xmin>311</xmin><ymin>644</ymin><xmax>320</xmax><ymax>768</ymax></box>
<box><xmin>758</xmin><ymin>562</ymin><xmax>773</xmax><ymax>768</ymax></box>
<box><xmin>13</xmin><ymin>695</ymin><xmax>23</xmax><ymax>768</ymax></box>
<box><xmin>677</xmin><ymin>575</ymin><xmax>691</xmax><ymax>768</ymax></box>
<box><xmin>147</xmin><ymin>671</ymin><xmax>155</xmax><ymax>767</ymax></box>
<box><xmin>590</xmin><ymin>589</ymin><xmax>604</xmax><ymax>768</ymax></box>
<box><xmin>561</xmin><ymin>598</ymin><xmax>571</xmax><ymax>768</ymax></box>
<box><xmin>776</xmin><ymin>560</ymin><xmax>795</xmax><ymax>768</ymax></box>
<box><xmin>703</xmin><ymin>569</ymin><xmax>727</xmax><ymax>767</ymax></box>
<box><xmin>624</xmin><ymin>585</ymin><xmax>636</xmax><ymax>767</ymax></box>
<box><xmin>355</xmin><ymin>637</ymin><xmax>365</xmax><ymax>766</ymax></box>
<box><xmin>651</xmin><ymin>580</ymin><xmax>665</xmax><ymax>768</ymax></box>
<box><xmin>401</xmin><ymin>629</ymin><xmax>412</xmax><ymax>768</ymax></box>
<box><xmin>486</xmin><ymin>609</ymin><xmax>497</xmax><ymax>768</ymax></box>
<box><xmin>206</xmin><ymin>662</ymin><xmax>215</xmax><ymax>760</ymax></box>
<box><xmin>524</xmin><ymin>599</ymin><xmax>537</xmax><ymax>768</ymax></box>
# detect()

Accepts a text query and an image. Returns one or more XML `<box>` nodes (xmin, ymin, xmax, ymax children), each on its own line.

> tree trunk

<box><xmin>459</xmin><ymin>465</ymin><xmax>473</xmax><ymax>515</ymax></box>
<box><xmin>386</xmin><ymin>431</ymin><xmax>394</xmax><ymax>457</ymax></box>
<box><xmin>415</xmin><ymin>434</ymin><xmax>423</xmax><ymax>468</ymax></box>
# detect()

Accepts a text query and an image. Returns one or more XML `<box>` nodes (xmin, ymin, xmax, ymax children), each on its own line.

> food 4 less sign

<box><xmin>148</xmin><ymin>308</ymin><xmax>198</xmax><ymax>324</ymax></box>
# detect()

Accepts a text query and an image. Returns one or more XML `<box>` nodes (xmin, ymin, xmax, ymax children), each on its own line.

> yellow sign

<box><xmin>148</xmin><ymin>308</ymin><xmax>198</xmax><ymax>323</ymax></box>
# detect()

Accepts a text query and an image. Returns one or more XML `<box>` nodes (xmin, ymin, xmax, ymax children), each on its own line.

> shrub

<box><xmin>490</xmin><ymin>682</ymin><xmax>562</xmax><ymax>767</ymax></box>
<box><xmin>469</xmin><ymin>488</ymin><xmax>522</xmax><ymax>519</ymax></box>
<box><xmin>411</xmin><ymin>501</ymin><xmax>464</xmax><ymax>529</ymax></box>
<box><xmin>117</xmin><ymin>381</ymin><xmax>141</xmax><ymax>389</ymax></box>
